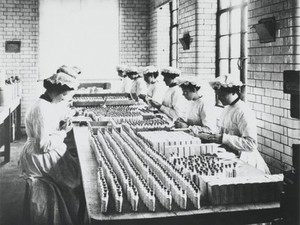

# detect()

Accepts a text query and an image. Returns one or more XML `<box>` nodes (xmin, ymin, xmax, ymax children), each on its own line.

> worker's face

<box><xmin>182</xmin><ymin>87</ymin><xmax>193</xmax><ymax>101</ymax></box>
<box><xmin>117</xmin><ymin>70</ymin><xmax>124</xmax><ymax>78</ymax></box>
<box><xmin>53</xmin><ymin>90</ymin><xmax>74</xmax><ymax>103</ymax></box>
<box><xmin>163</xmin><ymin>76</ymin><xmax>173</xmax><ymax>86</ymax></box>
<box><xmin>128</xmin><ymin>73</ymin><xmax>137</xmax><ymax>80</ymax></box>
<box><xmin>144</xmin><ymin>74</ymin><xmax>152</xmax><ymax>84</ymax></box>
<box><xmin>215</xmin><ymin>88</ymin><xmax>232</xmax><ymax>105</ymax></box>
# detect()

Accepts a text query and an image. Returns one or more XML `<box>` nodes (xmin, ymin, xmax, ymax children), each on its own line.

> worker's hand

<box><xmin>207</xmin><ymin>133</ymin><xmax>223</xmax><ymax>144</ymax></box>
<box><xmin>149</xmin><ymin>100</ymin><xmax>161</xmax><ymax>109</ymax></box>
<box><xmin>138</xmin><ymin>94</ymin><xmax>146</xmax><ymax>101</ymax></box>
<box><xmin>59</xmin><ymin>118</ymin><xmax>73</xmax><ymax>133</ymax></box>
<box><xmin>174</xmin><ymin>118</ymin><xmax>188</xmax><ymax>128</ymax></box>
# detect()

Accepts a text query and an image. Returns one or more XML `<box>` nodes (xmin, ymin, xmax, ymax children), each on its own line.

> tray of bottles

<box><xmin>72</xmin><ymin>93</ymin><xmax>136</xmax><ymax>107</ymax></box>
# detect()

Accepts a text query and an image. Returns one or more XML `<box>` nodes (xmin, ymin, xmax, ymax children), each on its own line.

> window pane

<box><xmin>172</xmin><ymin>10</ymin><xmax>178</xmax><ymax>25</ymax></box>
<box><xmin>230</xmin><ymin>59</ymin><xmax>240</xmax><ymax>76</ymax></box>
<box><xmin>242</xmin><ymin>33</ymin><xmax>247</xmax><ymax>55</ymax></box>
<box><xmin>171</xmin><ymin>0</ymin><xmax>178</xmax><ymax>10</ymax></box>
<box><xmin>171</xmin><ymin>59</ymin><xmax>177</xmax><ymax>67</ymax></box>
<box><xmin>230</xmin><ymin>34</ymin><xmax>240</xmax><ymax>57</ymax></box>
<box><xmin>241</xmin><ymin>6</ymin><xmax>248</xmax><ymax>32</ymax></box>
<box><xmin>219</xmin><ymin>0</ymin><xmax>230</xmax><ymax>9</ymax></box>
<box><xmin>172</xmin><ymin>44</ymin><xmax>177</xmax><ymax>59</ymax></box>
<box><xmin>219</xmin><ymin>36</ymin><xmax>229</xmax><ymax>58</ymax></box>
<box><xmin>231</xmin><ymin>0</ymin><xmax>243</xmax><ymax>7</ymax></box>
<box><xmin>172</xmin><ymin>28</ymin><xmax>178</xmax><ymax>42</ymax></box>
<box><xmin>219</xmin><ymin>12</ymin><xmax>229</xmax><ymax>35</ymax></box>
<box><xmin>231</xmin><ymin>8</ymin><xmax>241</xmax><ymax>33</ymax></box>
<box><xmin>219</xmin><ymin>59</ymin><xmax>229</xmax><ymax>75</ymax></box>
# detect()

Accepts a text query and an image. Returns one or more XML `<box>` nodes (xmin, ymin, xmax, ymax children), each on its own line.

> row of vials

<box><xmin>121</xmin><ymin>124</ymin><xmax>201</xmax><ymax>209</ymax></box>
<box><xmin>91</xmin><ymin>137</ymin><xmax>124</xmax><ymax>212</ymax></box>
<box><xmin>202</xmin><ymin>174</ymin><xmax>284</xmax><ymax>205</ymax></box>
<box><xmin>90</xmin><ymin>125</ymin><xmax>202</xmax><ymax>213</ymax></box>
<box><xmin>137</xmin><ymin>130</ymin><xmax>221</xmax><ymax>157</ymax></box>
<box><xmin>172</xmin><ymin>155</ymin><xmax>238</xmax><ymax>181</ymax></box>
<box><xmin>92</xmin><ymin>133</ymin><xmax>143</xmax><ymax>212</ymax></box>
<box><xmin>110</xmin><ymin>128</ymin><xmax>190</xmax><ymax>210</ymax></box>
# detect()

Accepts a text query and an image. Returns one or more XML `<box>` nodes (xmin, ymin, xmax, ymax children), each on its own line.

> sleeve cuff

<box><xmin>56</xmin><ymin>130</ymin><xmax>67</xmax><ymax>139</ymax></box>
<box><xmin>159</xmin><ymin>105</ymin><xmax>166</xmax><ymax>112</ymax></box>
<box><xmin>222</xmin><ymin>133</ymin><xmax>229</xmax><ymax>144</ymax></box>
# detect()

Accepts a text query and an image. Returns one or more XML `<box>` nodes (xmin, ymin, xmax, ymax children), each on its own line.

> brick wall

<box><xmin>178</xmin><ymin>0</ymin><xmax>217</xmax><ymax>101</ymax></box>
<box><xmin>0</xmin><ymin>0</ymin><xmax>39</xmax><ymax>129</ymax></box>
<box><xmin>119</xmin><ymin>0</ymin><xmax>150</xmax><ymax>67</ymax></box>
<box><xmin>248</xmin><ymin>0</ymin><xmax>300</xmax><ymax>173</ymax></box>
<box><xmin>149</xmin><ymin>1</ymin><xmax>158</xmax><ymax>66</ymax></box>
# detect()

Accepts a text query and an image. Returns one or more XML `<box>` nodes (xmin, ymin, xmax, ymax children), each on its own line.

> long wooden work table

<box><xmin>0</xmin><ymin>97</ymin><xmax>21</xmax><ymax>162</ymax></box>
<box><xmin>74</xmin><ymin>126</ymin><xmax>281</xmax><ymax>225</ymax></box>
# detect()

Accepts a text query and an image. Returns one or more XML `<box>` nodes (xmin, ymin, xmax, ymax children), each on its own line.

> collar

<box><xmin>40</xmin><ymin>92</ymin><xmax>52</xmax><ymax>102</ymax></box>
<box><xmin>150</xmin><ymin>80</ymin><xmax>157</xmax><ymax>84</ymax></box>
<box><xmin>193</xmin><ymin>95</ymin><xmax>202</xmax><ymax>101</ymax></box>
<box><xmin>169</xmin><ymin>83</ymin><xmax>177</xmax><ymax>88</ymax></box>
<box><xmin>230</xmin><ymin>97</ymin><xmax>240</xmax><ymax>106</ymax></box>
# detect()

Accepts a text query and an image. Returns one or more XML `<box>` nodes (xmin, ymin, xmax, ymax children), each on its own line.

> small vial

<box><xmin>233</xmin><ymin>162</ymin><xmax>238</xmax><ymax>177</ymax></box>
<box><xmin>101</xmin><ymin>191</ymin><xmax>109</xmax><ymax>212</ymax></box>
<box><xmin>194</xmin><ymin>189</ymin><xmax>201</xmax><ymax>209</ymax></box>
<box><xmin>116</xmin><ymin>191</ymin><xmax>123</xmax><ymax>213</ymax></box>
<box><xmin>165</xmin><ymin>190</ymin><xmax>172</xmax><ymax>210</ymax></box>
<box><xmin>149</xmin><ymin>191</ymin><xmax>155</xmax><ymax>212</ymax></box>
<box><xmin>180</xmin><ymin>189</ymin><xmax>187</xmax><ymax>209</ymax></box>
<box><xmin>132</xmin><ymin>190</ymin><xmax>139</xmax><ymax>212</ymax></box>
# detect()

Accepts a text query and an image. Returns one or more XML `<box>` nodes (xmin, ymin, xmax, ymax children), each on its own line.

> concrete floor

<box><xmin>0</xmin><ymin>137</ymin><xmax>26</xmax><ymax>225</ymax></box>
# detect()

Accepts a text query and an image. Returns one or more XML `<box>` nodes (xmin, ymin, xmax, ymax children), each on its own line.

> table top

<box><xmin>0</xmin><ymin>107</ymin><xmax>10</xmax><ymax>124</ymax></box>
<box><xmin>0</xmin><ymin>97</ymin><xmax>21</xmax><ymax>124</ymax></box>
<box><xmin>73</xmin><ymin>126</ymin><xmax>281</xmax><ymax>225</ymax></box>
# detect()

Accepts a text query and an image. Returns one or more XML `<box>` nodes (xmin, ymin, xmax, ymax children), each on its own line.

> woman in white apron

<box><xmin>19</xmin><ymin>66</ymin><xmax>85</xmax><ymax>225</ymax></box>
<box><xmin>174</xmin><ymin>77</ymin><xmax>217</xmax><ymax>133</ymax></box>
<box><xmin>126</xmin><ymin>66</ymin><xmax>147</xmax><ymax>102</ymax></box>
<box><xmin>142</xmin><ymin>66</ymin><xmax>167</xmax><ymax>106</ymax></box>
<box><xmin>201</xmin><ymin>74</ymin><xmax>270</xmax><ymax>174</ymax></box>
<box><xmin>151</xmin><ymin>67</ymin><xmax>189</xmax><ymax>121</ymax></box>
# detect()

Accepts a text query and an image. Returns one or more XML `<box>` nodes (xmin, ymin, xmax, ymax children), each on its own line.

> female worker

<box><xmin>143</xmin><ymin>65</ymin><xmax>167</xmax><ymax>106</ymax></box>
<box><xmin>201</xmin><ymin>74</ymin><xmax>270</xmax><ymax>173</ymax></box>
<box><xmin>116</xmin><ymin>64</ymin><xmax>132</xmax><ymax>93</ymax></box>
<box><xmin>19</xmin><ymin>67</ymin><xmax>85</xmax><ymax>225</ymax></box>
<box><xmin>150</xmin><ymin>67</ymin><xmax>188</xmax><ymax>120</ymax></box>
<box><xmin>174</xmin><ymin>77</ymin><xmax>217</xmax><ymax>133</ymax></box>
<box><xmin>126</xmin><ymin>66</ymin><xmax>147</xmax><ymax>102</ymax></box>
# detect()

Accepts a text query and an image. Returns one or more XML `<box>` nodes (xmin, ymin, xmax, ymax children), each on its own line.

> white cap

<box><xmin>44</xmin><ymin>66</ymin><xmax>79</xmax><ymax>90</ymax></box>
<box><xmin>143</xmin><ymin>66</ymin><xmax>159</xmax><ymax>75</ymax></box>
<box><xmin>209</xmin><ymin>74</ymin><xmax>244</xmax><ymax>89</ymax></box>
<box><xmin>161</xmin><ymin>67</ymin><xmax>181</xmax><ymax>77</ymax></box>
<box><xmin>116</xmin><ymin>64</ymin><xmax>128</xmax><ymax>72</ymax></box>
<box><xmin>177</xmin><ymin>77</ymin><xmax>202</xmax><ymax>88</ymax></box>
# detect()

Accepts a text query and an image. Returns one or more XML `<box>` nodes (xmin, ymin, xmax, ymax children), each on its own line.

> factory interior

<box><xmin>0</xmin><ymin>0</ymin><xmax>299</xmax><ymax>225</ymax></box>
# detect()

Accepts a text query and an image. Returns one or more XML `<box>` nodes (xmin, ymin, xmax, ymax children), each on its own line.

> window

<box><xmin>170</xmin><ymin>0</ymin><xmax>179</xmax><ymax>67</ymax></box>
<box><xmin>217</xmin><ymin>0</ymin><xmax>248</xmax><ymax>99</ymax></box>
<box><xmin>39</xmin><ymin>0</ymin><xmax>119</xmax><ymax>81</ymax></box>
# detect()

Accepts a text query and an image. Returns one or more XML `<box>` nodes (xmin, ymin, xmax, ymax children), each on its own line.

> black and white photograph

<box><xmin>0</xmin><ymin>0</ymin><xmax>299</xmax><ymax>225</ymax></box>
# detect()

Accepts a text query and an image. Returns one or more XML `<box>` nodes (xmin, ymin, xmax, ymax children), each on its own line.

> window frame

<box><xmin>169</xmin><ymin>0</ymin><xmax>179</xmax><ymax>67</ymax></box>
<box><xmin>216</xmin><ymin>0</ymin><xmax>248</xmax><ymax>101</ymax></box>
